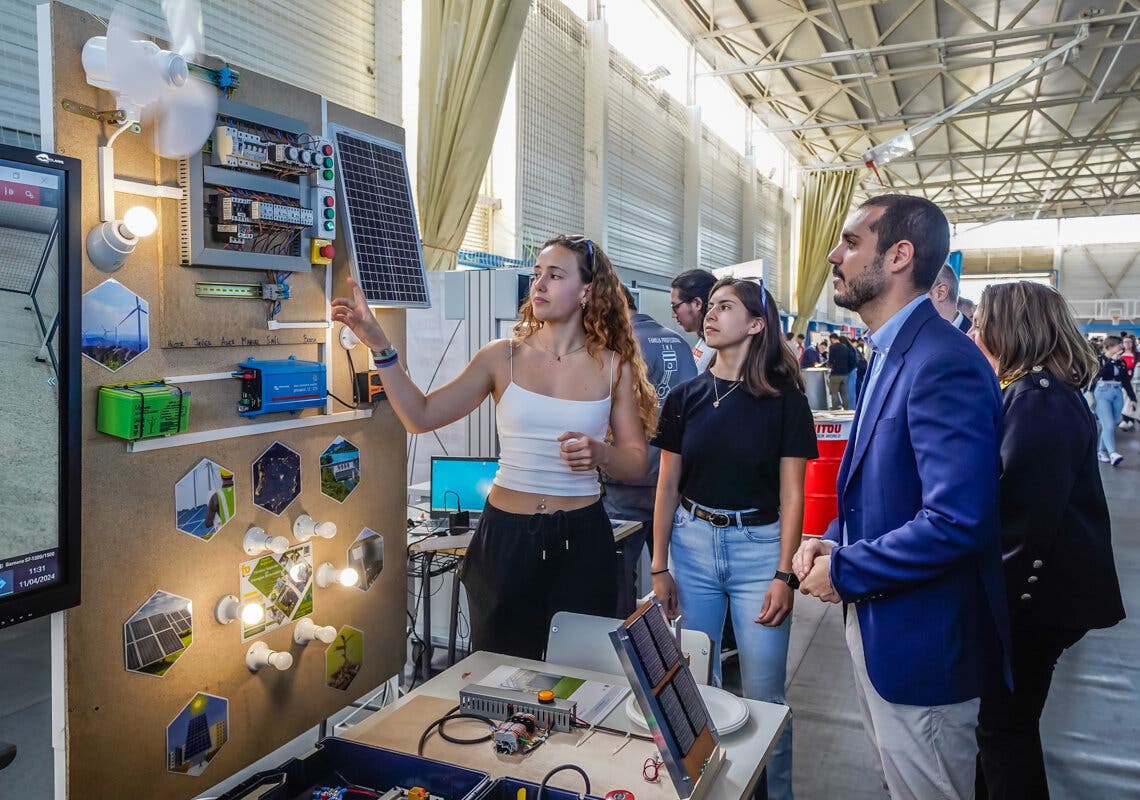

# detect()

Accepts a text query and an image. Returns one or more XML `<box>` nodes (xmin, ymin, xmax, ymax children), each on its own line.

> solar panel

<box><xmin>156</xmin><ymin>628</ymin><xmax>183</xmax><ymax>653</ymax></box>
<box><xmin>126</xmin><ymin>643</ymin><xmax>140</xmax><ymax>671</ymax></box>
<box><xmin>328</xmin><ymin>124</ymin><xmax>430</xmax><ymax>308</ymax></box>
<box><xmin>135</xmin><ymin>636</ymin><xmax>164</xmax><ymax>666</ymax></box>
<box><xmin>129</xmin><ymin>618</ymin><xmax>152</xmax><ymax>638</ymax></box>
<box><xmin>610</xmin><ymin>598</ymin><xmax>723</xmax><ymax>798</ymax></box>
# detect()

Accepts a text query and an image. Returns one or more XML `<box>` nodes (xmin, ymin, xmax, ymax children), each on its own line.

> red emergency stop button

<box><xmin>324</xmin><ymin>196</ymin><xmax>335</xmax><ymax>207</ymax></box>
<box><xmin>320</xmin><ymin>244</ymin><xmax>335</xmax><ymax>259</ymax></box>
<box><xmin>322</xmin><ymin>144</ymin><xmax>333</xmax><ymax>156</ymax></box>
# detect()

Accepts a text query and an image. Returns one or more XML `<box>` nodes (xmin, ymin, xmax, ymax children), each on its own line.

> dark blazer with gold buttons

<box><xmin>999</xmin><ymin>368</ymin><xmax>1126</xmax><ymax>630</ymax></box>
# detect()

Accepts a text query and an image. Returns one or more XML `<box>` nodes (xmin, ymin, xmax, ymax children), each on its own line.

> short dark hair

<box><xmin>796</xmin><ymin>333</ymin><xmax>805</xmax><ymax>341</ymax></box>
<box><xmin>784</xmin><ymin>331</ymin><xmax>794</xmax><ymax>341</ymax></box>
<box><xmin>829</xmin><ymin>333</ymin><xmax>839</xmax><ymax>341</ymax></box>
<box><xmin>670</xmin><ymin>268</ymin><xmax>717</xmax><ymax>304</ymax></box>
<box><xmin>858</xmin><ymin>194</ymin><xmax>950</xmax><ymax>292</ymax></box>
<box><xmin>620</xmin><ymin>284</ymin><xmax>637</xmax><ymax>312</ymax></box>
<box><xmin>933</xmin><ymin>263</ymin><xmax>960</xmax><ymax>303</ymax></box>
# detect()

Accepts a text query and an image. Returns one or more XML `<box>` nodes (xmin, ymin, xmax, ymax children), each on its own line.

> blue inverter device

<box><xmin>233</xmin><ymin>356</ymin><xmax>326</xmax><ymax>416</ymax></box>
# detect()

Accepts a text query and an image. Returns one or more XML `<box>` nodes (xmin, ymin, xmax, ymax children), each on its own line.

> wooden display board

<box><xmin>44</xmin><ymin>4</ymin><xmax>408</xmax><ymax>796</ymax></box>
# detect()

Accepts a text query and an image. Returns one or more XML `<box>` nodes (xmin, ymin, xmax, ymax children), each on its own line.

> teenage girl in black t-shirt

<box><xmin>650</xmin><ymin>277</ymin><xmax>818</xmax><ymax>800</ymax></box>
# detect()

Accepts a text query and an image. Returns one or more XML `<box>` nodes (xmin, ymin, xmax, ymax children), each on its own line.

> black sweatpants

<box><xmin>458</xmin><ymin>499</ymin><xmax>619</xmax><ymax>660</ymax></box>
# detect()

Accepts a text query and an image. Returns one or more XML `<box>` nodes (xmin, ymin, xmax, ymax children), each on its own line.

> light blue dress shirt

<box><xmin>842</xmin><ymin>294</ymin><xmax>929</xmax><ymax>545</ymax></box>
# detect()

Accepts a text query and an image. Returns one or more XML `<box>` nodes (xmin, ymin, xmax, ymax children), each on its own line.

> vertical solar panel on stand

<box><xmin>610</xmin><ymin>598</ymin><xmax>726</xmax><ymax>799</ymax></box>
<box><xmin>327</xmin><ymin>124</ymin><xmax>431</xmax><ymax>308</ymax></box>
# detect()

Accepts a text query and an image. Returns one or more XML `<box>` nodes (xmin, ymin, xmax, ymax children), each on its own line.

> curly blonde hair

<box><xmin>514</xmin><ymin>235</ymin><xmax>658</xmax><ymax>436</ymax></box>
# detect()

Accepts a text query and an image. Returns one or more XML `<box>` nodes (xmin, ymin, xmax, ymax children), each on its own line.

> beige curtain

<box><xmin>418</xmin><ymin>0</ymin><xmax>531</xmax><ymax>271</ymax></box>
<box><xmin>792</xmin><ymin>169</ymin><xmax>859</xmax><ymax>334</ymax></box>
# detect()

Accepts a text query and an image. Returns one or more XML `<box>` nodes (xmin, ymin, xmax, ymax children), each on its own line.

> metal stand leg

<box><xmin>447</xmin><ymin>558</ymin><xmax>462</xmax><ymax>666</ymax></box>
<box><xmin>419</xmin><ymin>553</ymin><xmax>434</xmax><ymax>682</ymax></box>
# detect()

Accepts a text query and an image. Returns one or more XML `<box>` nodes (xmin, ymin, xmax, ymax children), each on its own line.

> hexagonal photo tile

<box><xmin>326</xmin><ymin>625</ymin><xmax>363</xmax><ymax>691</ymax></box>
<box><xmin>174</xmin><ymin>458</ymin><xmax>236</xmax><ymax>541</ymax></box>
<box><xmin>347</xmin><ymin>528</ymin><xmax>384</xmax><ymax>591</ymax></box>
<box><xmin>124</xmin><ymin>590</ymin><xmax>193</xmax><ymax>678</ymax></box>
<box><xmin>252</xmin><ymin>441</ymin><xmax>301</xmax><ymax>516</ymax></box>
<box><xmin>319</xmin><ymin>436</ymin><xmax>360</xmax><ymax>503</ymax></box>
<box><xmin>167</xmin><ymin>692</ymin><xmax>228</xmax><ymax>777</ymax></box>
<box><xmin>81</xmin><ymin>279</ymin><xmax>149</xmax><ymax>371</ymax></box>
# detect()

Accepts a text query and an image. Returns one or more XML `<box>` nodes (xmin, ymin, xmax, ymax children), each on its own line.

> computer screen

<box><xmin>0</xmin><ymin>144</ymin><xmax>82</xmax><ymax>628</ymax></box>
<box><xmin>430</xmin><ymin>457</ymin><xmax>499</xmax><ymax>518</ymax></box>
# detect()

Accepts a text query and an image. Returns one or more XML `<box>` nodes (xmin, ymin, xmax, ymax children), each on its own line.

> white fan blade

<box><xmin>105</xmin><ymin>7</ymin><xmax>166</xmax><ymax>111</ymax></box>
<box><xmin>162</xmin><ymin>0</ymin><xmax>205</xmax><ymax>60</ymax></box>
<box><xmin>146</xmin><ymin>76</ymin><xmax>218</xmax><ymax>158</ymax></box>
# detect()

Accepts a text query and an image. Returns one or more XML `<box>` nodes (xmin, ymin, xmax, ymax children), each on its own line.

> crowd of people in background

<box><xmin>333</xmin><ymin>192</ymin><xmax>1128</xmax><ymax>800</ymax></box>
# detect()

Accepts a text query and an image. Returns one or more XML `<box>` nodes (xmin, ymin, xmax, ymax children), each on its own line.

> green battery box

<box><xmin>97</xmin><ymin>381</ymin><xmax>191</xmax><ymax>440</ymax></box>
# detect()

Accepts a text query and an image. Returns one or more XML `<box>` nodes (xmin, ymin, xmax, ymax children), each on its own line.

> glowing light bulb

<box><xmin>240</xmin><ymin>602</ymin><xmax>265</xmax><ymax>625</ymax></box>
<box><xmin>339</xmin><ymin>566</ymin><xmax>359</xmax><ymax>587</ymax></box>
<box><xmin>122</xmin><ymin>205</ymin><xmax>158</xmax><ymax>238</ymax></box>
<box><xmin>289</xmin><ymin>562</ymin><xmax>306</xmax><ymax>582</ymax></box>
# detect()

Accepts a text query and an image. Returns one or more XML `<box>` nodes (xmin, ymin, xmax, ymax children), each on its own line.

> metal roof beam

<box><xmin>766</xmin><ymin>86</ymin><xmax>1140</xmax><ymax>134</ymax></box>
<box><xmin>693</xmin><ymin>0</ymin><xmax>884</xmax><ymax>41</ymax></box>
<box><xmin>697</xmin><ymin>10</ymin><xmax>1140</xmax><ymax>78</ymax></box>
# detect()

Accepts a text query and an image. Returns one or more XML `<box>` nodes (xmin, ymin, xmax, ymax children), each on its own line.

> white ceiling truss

<box><xmin>651</xmin><ymin>0</ymin><xmax>1140</xmax><ymax>222</ymax></box>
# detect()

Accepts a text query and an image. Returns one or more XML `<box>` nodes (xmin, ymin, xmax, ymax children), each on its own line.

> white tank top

<box><xmin>494</xmin><ymin>341</ymin><xmax>615</xmax><ymax>496</ymax></box>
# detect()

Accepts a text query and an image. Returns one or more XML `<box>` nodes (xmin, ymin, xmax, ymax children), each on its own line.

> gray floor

<box><xmin>0</xmin><ymin>290</ymin><xmax>58</xmax><ymax>562</ymax></box>
<box><xmin>2</xmin><ymin>433</ymin><xmax>1139</xmax><ymax>797</ymax></box>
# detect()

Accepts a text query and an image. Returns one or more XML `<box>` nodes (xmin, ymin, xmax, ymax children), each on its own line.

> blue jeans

<box><xmin>669</xmin><ymin>504</ymin><xmax>793</xmax><ymax>800</ymax></box>
<box><xmin>846</xmin><ymin>370</ymin><xmax>858</xmax><ymax>408</ymax></box>
<box><xmin>1094</xmin><ymin>382</ymin><xmax>1124</xmax><ymax>454</ymax></box>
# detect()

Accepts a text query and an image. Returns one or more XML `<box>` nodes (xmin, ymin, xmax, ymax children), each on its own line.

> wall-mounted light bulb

<box><xmin>246</xmin><ymin>641</ymin><xmax>293</xmax><ymax>672</ymax></box>
<box><xmin>293</xmin><ymin>617</ymin><xmax>337</xmax><ymax>646</ymax></box>
<box><xmin>215</xmin><ymin>594</ymin><xmax>265</xmax><ymax>626</ymax></box>
<box><xmin>288</xmin><ymin>562</ymin><xmax>308</xmax><ymax>583</ymax></box>
<box><xmin>293</xmin><ymin>514</ymin><xmax>337</xmax><ymax>542</ymax></box>
<box><xmin>244</xmin><ymin>526</ymin><xmax>290</xmax><ymax>556</ymax></box>
<box><xmin>316</xmin><ymin>561</ymin><xmax>360</xmax><ymax>589</ymax></box>
<box><xmin>122</xmin><ymin>205</ymin><xmax>158</xmax><ymax>237</ymax></box>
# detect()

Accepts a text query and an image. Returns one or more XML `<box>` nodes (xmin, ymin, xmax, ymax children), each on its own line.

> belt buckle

<box><xmin>708</xmin><ymin>511</ymin><xmax>731</xmax><ymax>528</ymax></box>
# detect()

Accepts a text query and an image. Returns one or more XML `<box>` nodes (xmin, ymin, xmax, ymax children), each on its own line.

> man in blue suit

<box><xmin>793</xmin><ymin>194</ymin><xmax>1011</xmax><ymax>800</ymax></box>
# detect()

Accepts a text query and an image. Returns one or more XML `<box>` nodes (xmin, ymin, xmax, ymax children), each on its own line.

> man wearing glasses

<box><xmin>669</xmin><ymin>268</ymin><xmax>717</xmax><ymax>373</ymax></box>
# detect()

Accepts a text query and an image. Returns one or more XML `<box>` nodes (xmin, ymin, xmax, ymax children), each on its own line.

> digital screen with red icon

<box><xmin>0</xmin><ymin>164</ymin><xmax>61</xmax><ymax>208</ymax></box>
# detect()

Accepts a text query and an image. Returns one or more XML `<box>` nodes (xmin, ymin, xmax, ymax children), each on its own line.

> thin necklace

<box><xmin>541</xmin><ymin>341</ymin><xmax>587</xmax><ymax>362</ymax></box>
<box><xmin>711</xmin><ymin>375</ymin><xmax>742</xmax><ymax>408</ymax></box>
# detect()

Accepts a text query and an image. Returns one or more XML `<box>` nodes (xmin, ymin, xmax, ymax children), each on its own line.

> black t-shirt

<box><xmin>651</xmin><ymin>371</ymin><xmax>819</xmax><ymax>512</ymax></box>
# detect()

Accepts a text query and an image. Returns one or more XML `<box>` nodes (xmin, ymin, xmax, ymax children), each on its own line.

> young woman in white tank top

<box><xmin>331</xmin><ymin>236</ymin><xmax>657</xmax><ymax>659</ymax></box>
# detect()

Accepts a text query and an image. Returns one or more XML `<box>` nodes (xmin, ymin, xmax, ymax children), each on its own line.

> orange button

<box><xmin>537</xmin><ymin>690</ymin><xmax>555</xmax><ymax>703</ymax></box>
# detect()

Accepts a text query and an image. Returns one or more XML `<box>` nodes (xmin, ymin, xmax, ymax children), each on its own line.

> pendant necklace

<box><xmin>546</xmin><ymin>342</ymin><xmax>587</xmax><ymax>362</ymax></box>
<box><xmin>712</xmin><ymin>375</ymin><xmax>742</xmax><ymax>408</ymax></box>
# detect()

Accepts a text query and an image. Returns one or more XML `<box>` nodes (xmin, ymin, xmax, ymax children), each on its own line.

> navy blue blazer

<box><xmin>824</xmin><ymin>300</ymin><xmax>1012</xmax><ymax>706</ymax></box>
<box><xmin>956</xmin><ymin>314</ymin><xmax>972</xmax><ymax>333</ymax></box>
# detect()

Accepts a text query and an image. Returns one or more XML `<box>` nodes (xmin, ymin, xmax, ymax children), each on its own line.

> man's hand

<box><xmin>792</xmin><ymin>537</ymin><xmax>835</xmax><ymax>582</ymax></box>
<box><xmin>800</xmin><ymin>556</ymin><xmax>840</xmax><ymax>603</ymax></box>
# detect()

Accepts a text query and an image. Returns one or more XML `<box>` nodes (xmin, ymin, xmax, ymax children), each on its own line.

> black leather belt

<box><xmin>680</xmin><ymin>497</ymin><xmax>778</xmax><ymax>528</ymax></box>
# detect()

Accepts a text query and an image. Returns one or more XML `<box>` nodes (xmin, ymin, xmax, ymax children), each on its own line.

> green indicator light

<box><xmin>323</xmin><ymin>157</ymin><xmax>333</xmax><ymax>168</ymax></box>
<box><xmin>322</xmin><ymin>169</ymin><xmax>334</xmax><ymax>180</ymax></box>
<box><xmin>324</xmin><ymin>220</ymin><xmax>335</xmax><ymax>231</ymax></box>
<box><xmin>324</xmin><ymin>208</ymin><xmax>335</xmax><ymax>219</ymax></box>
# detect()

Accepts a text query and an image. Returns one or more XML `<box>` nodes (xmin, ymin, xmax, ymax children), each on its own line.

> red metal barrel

<box><xmin>803</xmin><ymin>411</ymin><xmax>855</xmax><ymax>536</ymax></box>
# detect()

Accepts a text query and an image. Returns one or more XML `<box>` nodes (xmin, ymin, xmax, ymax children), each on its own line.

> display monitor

<box><xmin>0</xmin><ymin>143</ymin><xmax>81</xmax><ymax>628</ymax></box>
<box><xmin>429</xmin><ymin>456</ymin><xmax>499</xmax><ymax>519</ymax></box>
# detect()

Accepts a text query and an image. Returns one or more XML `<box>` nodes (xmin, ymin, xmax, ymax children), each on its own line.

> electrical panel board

<box><xmin>181</xmin><ymin>98</ymin><xmax>337</xmax><ymax>272</ymax></box>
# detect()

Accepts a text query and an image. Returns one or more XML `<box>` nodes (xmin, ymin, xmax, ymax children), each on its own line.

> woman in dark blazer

<box><xmin>970</xmin><ymin>281</ymin><xmax>1126</xmax><ymax>799</ymax></box>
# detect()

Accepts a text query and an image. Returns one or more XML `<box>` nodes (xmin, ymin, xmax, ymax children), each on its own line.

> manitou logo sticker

<box><xmin>814</xmin><ymin>421</ymin><xmax>852</xmax><ymax>440</ymax></box>
<box><xmin>35</xmin><ymin>153</ymin><xmax>64</xmax><ymax>165</ymax></box>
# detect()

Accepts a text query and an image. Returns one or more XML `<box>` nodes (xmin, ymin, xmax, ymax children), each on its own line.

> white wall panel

<box><xmin>0</xmin><ymin>0</ymin><xmax>392</xmax><ymax>145</ymax></box>
<box><xmin>515</xmin><ymin>0</ymin><xmax>586</xmax><ymax>258</ymax></box>
<box><xmin>1059</xmin><ymin>244</ymin><xmax>1140</xmax><ymax>302</ymax></box>
<box><xmin>605</xmin><ymin>53</ymin><xmax>685</xmax><ymax>277</ymax></box>
<box><xmin>699</xmin><ymin>132</ymin><xmax>742</xmax><ymax>271</ymax></box>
